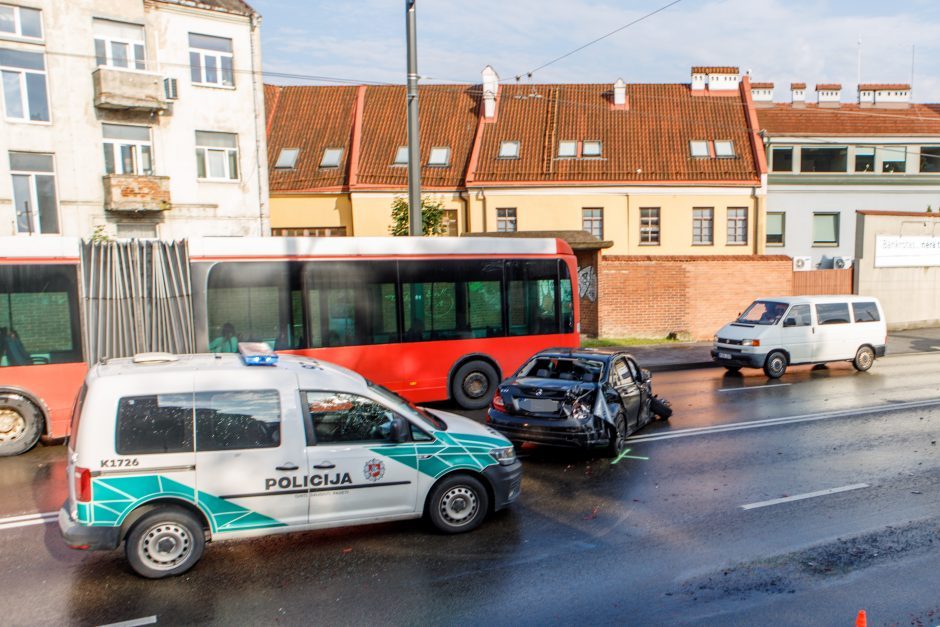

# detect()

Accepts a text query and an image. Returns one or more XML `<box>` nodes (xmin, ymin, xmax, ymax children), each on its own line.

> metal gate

<box><xmin>80</xmin><ymin>239</ymin><xmax>194</xmax><ymax>363</ymax></box>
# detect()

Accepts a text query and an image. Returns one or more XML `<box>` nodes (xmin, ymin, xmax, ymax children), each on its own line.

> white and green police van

<box><xmin>59</xmin><ymin>345</ymin><xmax>521</xmax><ymax>578</ymax></box>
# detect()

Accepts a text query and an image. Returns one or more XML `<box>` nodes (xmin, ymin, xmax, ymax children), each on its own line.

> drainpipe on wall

<box><xmin>248</xmin><ymin>12</ymin><xmax>269</xmax><ymax>236</ymax></box>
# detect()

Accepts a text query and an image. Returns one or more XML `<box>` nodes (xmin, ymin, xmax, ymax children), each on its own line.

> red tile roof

<box><xmin>858</xmin><ymin>83</ymin><xmax>910</xmax><ymax>91</ymax></box>
<box><xmin>757</xmin><ymin>103</ymin><xmax>940</xmax><ymax>136</ymax></box>
<box><xmin>750</xmin><ymin>82</ymin><xmax>774</xmax><ymax>89</ymax></box>
<box><xmin>691</xmin><ymin>66</ymin><xmax>739</xmax><ymax>74</ymax></box>
<box><xmin>790</xmin><ymin>83</ymin><xmax>806</xmax><ymax>90</ymax></box>
<box><xmin>815</xmin><ymin>83</ymin><xmax>842</xmax><ymax>91</ymax></box>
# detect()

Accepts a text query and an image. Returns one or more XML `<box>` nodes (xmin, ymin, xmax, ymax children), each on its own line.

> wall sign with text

<box><xmin>875</xmin><ymin>234</ymin><xmax>940</xmax><ymax>268</ymax></box>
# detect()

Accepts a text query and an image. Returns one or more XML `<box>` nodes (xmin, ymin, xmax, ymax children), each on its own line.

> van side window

<box><xmin>785</xmin><ymin>304</ymin><xmax>812</xmax><ymax>327</ymax></box>
<box><xmin>305</xmin><ymin>391</ymin><xmax>397</xmax><ymax>444</ymax></box>
<box><xmin>195</xmin><ymin>390</ymin><xmax>281</xmax><ymax>451</ymax></box>
<box><xmin>116</xmin><ymin>394</ymin><xmax>194</xmax><ymax>455</ymax></box>
<box><xmin>815</xmin><ymin>303</ymin><xmax>850</xmax><ymax>325</ymax></box>
<box><xmin>853</xmin><ymin>302</ymin><xmax>880</xmax><ymax>322</ymax></box>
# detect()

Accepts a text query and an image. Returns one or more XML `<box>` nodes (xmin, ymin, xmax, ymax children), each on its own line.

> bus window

<box><xmin>507</xmin><ymin>260</ymin><xmax>560</xmax><ymax>336</ymax></box>
<box><xmin>560</xmin><ymin>262</ymin><xmax>574</xmax><ymax>334</ymax></box>
<box><xmin>0</xmin><ymin>264</ymin><xmax>82</xmax><ymax>366</ymax></box>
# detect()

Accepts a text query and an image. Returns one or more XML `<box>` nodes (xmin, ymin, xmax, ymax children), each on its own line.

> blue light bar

<box><xmin>237</xmin><ymin>342</ymin><xmax>278</xmax><ymax>366</ymax></box>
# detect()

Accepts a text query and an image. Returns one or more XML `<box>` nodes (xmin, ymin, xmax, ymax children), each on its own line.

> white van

<box><xmin>59</xmin><ymin>346</ymin><xmax>521</xmax><ymax>578</ymax></box>
<box><xmin>711</xmin><ymin>296</ymin><xmax>887</xmax><ymax>378</ymax></box>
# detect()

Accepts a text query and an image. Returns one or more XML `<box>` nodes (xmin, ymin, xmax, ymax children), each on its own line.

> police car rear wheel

<box><xmin>428</xmin><ymin>475</ymin><xmax>489</xmax><ymax>534</ymax></box>
<box><xmin>126</xmin><ymin>507</ymin><xmax>205</xmax><ymax>579</ymax></box>
<box><xmin>0</xmin><ymin>394</ymin><xmax>43</xmax><ymax>457</ymax></box>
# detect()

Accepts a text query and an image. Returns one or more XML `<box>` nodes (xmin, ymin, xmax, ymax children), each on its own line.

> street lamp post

<box><xmin>405</xmin><ymin>0</ymin><xmax>422</xmax><ymax>236</ymax></box>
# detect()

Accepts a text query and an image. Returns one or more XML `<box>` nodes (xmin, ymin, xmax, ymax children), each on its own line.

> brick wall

<box><xmin>597</xmin><ymin>255</ymin><xmax>793</xmax><ymax>340</ymax></box>
<box><xmin>575</xmin><ymin>250</ymin><xmax>599</xmax><ymax>336</ymax></box>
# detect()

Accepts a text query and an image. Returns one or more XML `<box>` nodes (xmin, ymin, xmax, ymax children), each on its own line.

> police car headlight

<box><xmin>490</xmin><ymin>446</ymin><xmax>517</xmax><ymax>466</ymax></box>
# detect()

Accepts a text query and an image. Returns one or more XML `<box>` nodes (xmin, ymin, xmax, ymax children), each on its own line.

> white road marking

<box><xmin>740</xmin><ymin>483</ymin><xmax>870</xmax><ymax>510</ymax></box>
<box><xmin>0</xmin><ymin>511</ymin><xmax>57</xmax><ymax>531</ymax></box>
<box><xmin>98</xmin><ymin>616</ymin><xmax>158</xmax><ymax>627</ymax></box>
<box><xmin>627</xmin><ymin>397</ymin><xmax>940</xmax><ymax>443</ymax></box>
<box><xmin>718</xmin><ymin>383</ymin><xmax>792</xmax><ymax>393</ymax></box>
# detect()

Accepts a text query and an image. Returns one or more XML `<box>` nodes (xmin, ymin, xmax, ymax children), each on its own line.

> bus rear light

<box><xmin>75</xmin><ymin>467</ymin><xmax>92</xmax><ymax>503</ymax></box>
<box><xmin>492</xmin><ymin>391</ymin><xmax>506</xmax><ymax>412</ymax></box>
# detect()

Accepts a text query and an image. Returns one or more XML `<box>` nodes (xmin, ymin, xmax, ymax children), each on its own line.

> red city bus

<box><xmin>0</xmin><ymin>236</ymin><xmax>579</xmax><ymax>456</ymax></box>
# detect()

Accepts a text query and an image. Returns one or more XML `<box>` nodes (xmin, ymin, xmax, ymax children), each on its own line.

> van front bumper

<box><xmin>483</xmin><ymin>460</ymin><xmax>523</xmax><ymax>511</ymax></box>
<box><xmin>711</xmin><ymin>349</ymin><xmax>765</xmax><ymax>368</ymax></box>
<box><xmin>58</xmin><ymin>505</ymin><xmax>121</xmax><ymax>551</ymax></box>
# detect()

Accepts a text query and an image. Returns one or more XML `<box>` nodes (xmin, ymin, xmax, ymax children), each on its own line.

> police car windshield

<box><xmin>367</xmin><ymin>382</ymin><xmax>447</xmax><ymax>431</ymax></box>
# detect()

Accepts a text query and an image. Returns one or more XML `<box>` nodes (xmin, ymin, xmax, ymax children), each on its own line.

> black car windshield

<box><xmin>737</xmin><ymin>301</ymin><xmax>789</xmax><ymax>326</ymax></box>
<box><xmin>518</xmin><ymin>357</ymin><xmax>605</xmax><ymax>383</ymax></box>
<box><xmin>366</xmin><ymin>381</ymin><xmax>447</xmax><ymax>431</ymax></box>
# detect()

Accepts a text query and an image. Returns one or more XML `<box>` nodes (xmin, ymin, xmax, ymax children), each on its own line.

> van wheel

<box><xmin>763</xmin><ymin>351</ymin><xmax>788</xmax><ymax>379</ymax></box>
<box><xmin>0</xmin><ymin>394</ymin><xmax>44</xmax><ymax>457</ymax></box>
<box><xmin>427</xmin><ymin>474</ymin><xmax>489</xmax><ymax>534</ymax></box>
<box><xmin>451</xmin><ymin>360</ymin><xmax>498</xmax><ymax>410</ymax></box>
<box><xmin>853</xmin><ymin>346</ymin><xmax>875</xmax><ymax>372</ymax></box>
<box><xmin>125</xmin><ymin>507</ymin><xmax>205</xmax><ymax>579</ymax></box>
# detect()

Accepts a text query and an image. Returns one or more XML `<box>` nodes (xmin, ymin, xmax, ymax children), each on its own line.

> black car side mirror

<box><xmin>388</xmin><ymin>416</ymin><xmax>411</xmax><ymax>443</ymax></box>
<box><xmin>641</xmin><ymin>368</ymin><xmax>651</xmax><ymax>383</ymax></box>
<box><xmin>783</xmin><ymin>318</ymin><xmax>796</xmax><ymax>327</ymax></box>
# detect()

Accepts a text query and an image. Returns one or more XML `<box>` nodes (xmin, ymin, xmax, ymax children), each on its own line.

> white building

<box><xmin>755</xmin><ymin>82</ymin><xmax>940</xmax><ymax>268</ymax></box>
<box><xmin>0</xmin><ymin>0</ymin><xmax>269</xmax><ymax>239</ymax></box>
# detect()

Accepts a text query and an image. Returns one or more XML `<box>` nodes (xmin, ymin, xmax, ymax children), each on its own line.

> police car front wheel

<box><xmin>428</xmin><ymin>475</ymin><xmax>489</xmax><ymax>534</ymax></box>
<box><xmin>125</xmin><ymin>506</ymin><xmax>205</xmax><ymax>579</ymax></box>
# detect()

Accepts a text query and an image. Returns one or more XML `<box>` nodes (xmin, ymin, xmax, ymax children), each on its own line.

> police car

<box><xmin>59</xmin><ymin>344</ymin><xmax>521</xmax><ymax>578</ymax></box>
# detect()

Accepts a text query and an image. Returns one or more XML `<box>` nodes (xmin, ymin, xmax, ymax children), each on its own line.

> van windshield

<box><xmin>737</xmin><ymin>301</ymin><xmax>789</xmax><ymax>326</ymax></box>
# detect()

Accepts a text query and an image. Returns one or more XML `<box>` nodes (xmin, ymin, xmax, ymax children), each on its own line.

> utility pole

<box><xmin>405</xmin><ymin>0</ymin><xmax>422</xmax><ymax>236</ymax></box>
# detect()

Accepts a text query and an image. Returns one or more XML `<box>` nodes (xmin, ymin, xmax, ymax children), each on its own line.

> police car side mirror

<box><xmin>388</xmin><ymin>415</ymin><xmax>410</xmax><ymax>443</ymax></box>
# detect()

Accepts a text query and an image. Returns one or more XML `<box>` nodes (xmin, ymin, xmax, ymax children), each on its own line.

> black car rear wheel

<box><xmin>650</xmin><ymin>396</ymin><xmax>672</xmax><ymax>420</ymax></box>
<box><xmin>604</xmin><ymin>413</ymin><xmax>627</xmax><ymax>458</ymax></box>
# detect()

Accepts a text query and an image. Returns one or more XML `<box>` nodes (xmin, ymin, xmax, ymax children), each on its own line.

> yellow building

<box><xmin>265</xmin><ymin>67</ymin><xmax>767</xmax><ymax>255</ymax></box>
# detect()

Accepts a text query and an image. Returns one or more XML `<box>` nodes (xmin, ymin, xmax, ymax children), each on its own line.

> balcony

<box><xmin>92</xmin><ymin>67</ymin><xmax>169</xmax><ymax>112</ymax></box>
<box><xmin>103</xmin><ymin>175</ymin><xmax>171</xmax><ymax>212</ymax></box>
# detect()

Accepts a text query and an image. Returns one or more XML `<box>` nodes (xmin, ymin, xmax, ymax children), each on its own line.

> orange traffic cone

<box><xmin>856</xmin><ymin>609</ymin><xmax>867</xmax><ymax>627</ymax></box>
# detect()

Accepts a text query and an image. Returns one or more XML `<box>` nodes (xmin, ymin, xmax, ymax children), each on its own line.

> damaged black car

<box><xmin>486</xmin><ymin>348</ymin><xmax>672</xmax><ymax>457</ymax></box>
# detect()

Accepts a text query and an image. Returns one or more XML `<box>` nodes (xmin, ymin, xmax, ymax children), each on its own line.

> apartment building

<box><xmin>0</xmin><ymin>0</ymin><xmax>269</xmax><ymax>239</ymax></box>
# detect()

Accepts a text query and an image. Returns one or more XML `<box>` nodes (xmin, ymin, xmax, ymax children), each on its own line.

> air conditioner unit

<box><xmin>833</xmin><ymin>256</ymin><xmax>853</xmax><ymax>269</ymax></box>
<box><xmin>792</xmin><ymin>256</ymin><xmax>812</xmax><ymax>271</ymax></box>
<box><xmin>164</xmin><ymin>77</ymin><xmax>179</xmax><ymax>100</ymax></box>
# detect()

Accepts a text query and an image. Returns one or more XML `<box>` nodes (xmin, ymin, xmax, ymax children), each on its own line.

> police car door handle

<box><xmin>276</xmin><ymin>463</ymin><xmax>299</xmax><ymax>471</ymax></box>
<box><xmin>313</xmin><ymin>462</ymin><xmax>336</xmax><ymax>470</ymax></box>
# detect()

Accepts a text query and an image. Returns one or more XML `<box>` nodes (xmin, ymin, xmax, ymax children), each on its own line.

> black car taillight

<box><xmin>492</xmin><ymin>391</ymin><xmax>506</xmax><ymax>412</ymax></box>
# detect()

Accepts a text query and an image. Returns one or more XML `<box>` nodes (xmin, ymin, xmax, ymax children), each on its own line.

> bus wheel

<box><xmin>126</xmin><ymin>506</ymin><xmax>205</xmax><ymax>579</ymax></box>
<box><xmin>0</xmin><ymin>394</ymin><xmax>44</xmax><ymax>457</ymax></box>
<box><xmin>452</xmin><ymin>360</ymin><xmax>498</xmax><ymax>410</ymax></box>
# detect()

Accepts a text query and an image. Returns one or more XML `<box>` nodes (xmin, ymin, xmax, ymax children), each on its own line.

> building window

<box><xmin>498</xmin><ymin>141</ymin><xmax>519</xmax><ymax>159</ymax></box>
<box><xmin>94</xmin><ymin>19</ymin><xmax>145</xmax><ymax>70</ymax></box>
<box><xmin>714</xmin><ymin>140</ymin><xmax>735</xmax><ymax>158</ymax></box>
<box><xmin>272</xmin><ymin>227</ymin><xmax>347</xmax><ymax>237</ymax></box>
<box><xmin>1</xmin><ymin>48</ymin><xmax>49</xmax><ymax>121</ymax></box>
<box><xmin>582</xmin><ymin>140</ymin><xmax>602</xmax><ymax>157</ymax></box>
<box><xmin>393</xmin><ymin>145</ymin><xmax>408</xmax><ymax>166</ymax></box>
<box><xmin>766</xmin><ymin>212</ymin><xmax>785</xmax><ymax>246</ymax></box>
<box><xmin>428</xmin><ymin>146</ymin><xmax>450</xmax><ymax>167</ymax></box>
<box><xmin>692</xmin><ymin>207</ymin><xmax>714</xmax><ymax>245</ymax></box>
<box><xmin>689</xmin><ymin>140</ymin><xmax>709</xmax><ymax>158</ymax></box>
<box><xmin>800</xmin><ymin>146</ymin><xmax>847</xmax><ymax>173</ymax></box>
<box><xmin>771</xmin><ymin>146</ymin><xmax>793</xmax><ymax>172</ymax></box>
<box><xmin>639</xmin><ymin>207</ymin><xmax>660</xmax><ymax>245</ymax></box>
<box><xmin>726</xmin><ymin>207</ymin><xmax>747</xmax><ymax>244</ymax></box>
<box><xmin>274</xmin><ymin>147</ymin><xmax>299</xmax><ymax>169</ymax></box>
<box><xmin>496</xmin><ymin>208</ymin><xmax>516</xmax><ymax>232</ymax></box>
<box><xmin>919</xmin><ymin>147</ymin><xmax>940</xmax><ymax>173</ymax></box>
<box><xmin>854</xmin><ymin>147</ymin><xmax>875</xmax><ymax>172</ymax></box>
<box><xmin>319</xmin><ymin>147</ymin><xmax>342</xmax><ymax>168</ymax></box>
<box><xmin>195</xmin><ymin>131</ymin><xmax>238</xmax><ymax>180</ymax></box>
<box><xmin>9</xmin><ymin>151</ymin><xmax>58</xmax><ymax>234</ymax></box>
<box><xmin>443</xmin><ymin>208</ymin><xmax>459</xmax><ymax>236</ymax></box>
<box><xmin>812</xmin><ymin>212</ymin><xmax>839</xmax><ymax>246</ymax></box>
<box><xmin>582</xmin><ymin>208</ymin><xmax>603</xmax><ymax>239</ymax></box>
<box><xmin>103</xmin><ymin>124</ymin><xmax>152</xmax><ymax>175</ymax></box>
<box><xmin>558</xmin><ymin>140</ymin><xmax>577</xmax><ymax>158</ymax></box>
<box><xmin>0</xmin><ymin>4</ymin><xmax>42</xmax><ymax>40</ymax></box>
<box><xmin>189</xmin><ymin>33</ymin><xmax>233</xmax><ymax>87</ymax></box>
<box><xmin>880</xmin><ymin>147</ymin><xmax>906</xmax><ymax>173</ymax></box>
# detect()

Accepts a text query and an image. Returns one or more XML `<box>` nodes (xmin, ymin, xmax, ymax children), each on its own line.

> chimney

<box><xmin>612</xmin><ymin>77</ymin><xmax>628</xmax><ymax>109</ymax></box>
<box><xmin>482</xmin><ymin>65</ymin><xmax>499</xmax><ymax>120</ymax></box>
<box><xmin>690</xmin><ymin>66</ymin><xmax>740</xmax><ymax>96</ymax></box>
<box><xmin>750</xmin><ymin>82</ymin><xmax>774</xmax><ymax>107</ymax></box>
<box><xmin>858</xmin><ymin>83</ymin><xmax>911</xmax><ymax>108</ymax></box>
<box><xmin>815</xmin><ymin>83</ymin><xmax>842</xmax><ymax>108</ymax></box>
<box><xmin>790</xmin><ymin>82</ymin><xmax>806</xmax><ymax>107</ymax></box>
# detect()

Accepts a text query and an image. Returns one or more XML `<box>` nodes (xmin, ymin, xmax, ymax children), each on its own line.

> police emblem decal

<box><xmin>364</xmin><ymin>458</ymin><xmax>385</xmax><ymax>482</ymax></box>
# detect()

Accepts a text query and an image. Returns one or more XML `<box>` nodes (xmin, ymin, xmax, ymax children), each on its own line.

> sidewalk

<box><xmin>621</xmin><ymin>327</ymin><xmax>940</xmax><ymax>372</ymax></box>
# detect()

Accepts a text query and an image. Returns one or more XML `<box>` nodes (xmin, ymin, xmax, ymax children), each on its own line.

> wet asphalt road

<box><xmin>3</xmin><ymin>353</ymin><xmax>940</xmax><ymax>625</ymax></box>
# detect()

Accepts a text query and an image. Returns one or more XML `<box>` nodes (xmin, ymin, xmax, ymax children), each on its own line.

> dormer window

<box><xmin>498</xmin><ymin>140</ymin><xmax>519</xmax><ymax>159</ymax></box>
<box><xmin>689</xmin><ymin>140</ymin><xmax>709</xmax><ymax>158</ymax></box>
<box><xmin>274</xmin><ymin>147</ymin><xmax>299</xmax><ymax>169</ymax></box>
<box><xmin>393</xmin><ymin>145</ymin><xmax>408</xmax><ymax>166</ymax></box>
<box><xmin>558</xmin><ymin>140</ymin><xmax>577</xmax><ymax>158</ymax></box>
<box><xmin>428</xmin><ymin>146</ymin><xmax>450</xmax><ymax>167</ymax></box>
<box><xmin>714</xmin><ymin>140</ymin><xmax>735</xmax><ymax>158</ymax></box>
<box><xmin>319</xmin><ymin>147</ymin><xmax>343</xmax><ymax>168</ymax></box>
<box><xmin>582</xmin><ymin>140</ymin><xmax>602</xmax><ymax>157</ymax></box>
